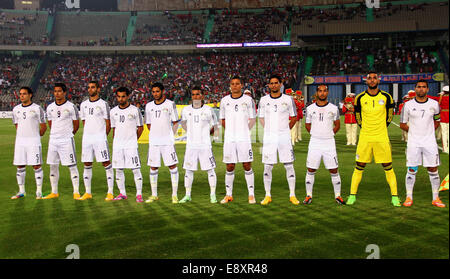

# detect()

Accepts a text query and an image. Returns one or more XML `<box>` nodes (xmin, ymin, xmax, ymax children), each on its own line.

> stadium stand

<box><xmin>131</xmin><ymin>12</ymin><xmax>208</xmax><ymax>46</ymax></box>
<box><xmin>53</xmin><ymin>12</ymin><xmax>128</xmax><ymax>46</ymax></box>
<box><xmin>0</xmin><ymin>10</ymin><xmax>49</xmax><ymax>45</ymax></box>
<box><xmin>209</xmin><ymin>8</ymin><xmax>288</xmax><ymax>43</ymax></box>
<box><xmin>36</xmin><ymin>52</ymin><xmax>301</xmax><ymax>109</ymax></box>
<box><xmin>0</xmin><ymin>55</ymin><xmax>40</xmax><ymax>109</ymax></box>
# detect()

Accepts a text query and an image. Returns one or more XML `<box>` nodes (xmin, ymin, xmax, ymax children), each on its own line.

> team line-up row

<box><xmin>10</xmin><ymin>73</ymin><xmax>447</xmax><ymax>207</ymax></box>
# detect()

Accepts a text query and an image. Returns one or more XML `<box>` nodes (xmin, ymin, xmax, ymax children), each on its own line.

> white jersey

<box><xmin>110</xmin><ymin>104</ymin><xmax>143</xmax><ymax>150</ymax></box>
<box><xmin>80</xmin><ymin>98</ymin><xmax>110</xmax><ymax>143</ymax></box>
<box><xmin>12</xmin><ymin>103</ymin><xmax>46</xmax><ymax>146</ymax></box>
<box><xmin>46</xmin><ymin>100</ymin><xmax>79</xmax><ymax>142</ymax></box>
<box><xmin>145</xmin><ymin>98</ymin><xmax>179</xmax><ymax>146</ymax></box>
<box><xmin>181</xmin><ymin>104</ymin><xmax>218</xmax><ymax>149</ymax></box>
<box><xmin>219</xmin><ymin>94</ymin><xmax>256</xmax><ymax>143</ymax></box>
<box><xmin>401</xmin><ymin>98</ymin><xmax>440</xmax><ymax>148</ymax></box>
<box><xmin>305</xmin><ymin>102</ymin><xmax>340</xmax><ymax>139</ymax></box>
<box><xmin>258</xmin><ymin>94</ymin><xmax>297</xmax><ymax>144</ymax></box>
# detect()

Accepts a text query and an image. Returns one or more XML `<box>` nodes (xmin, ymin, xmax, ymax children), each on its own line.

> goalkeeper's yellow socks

<box><xmin>384</xmin><ymin>164</ymin><xmax>398</xmax><ymax>196</ymax></box>
<box><xmin>350</xmin><ymin>165</ymin><xmax>364</xmax><ymax>195</ymax></box>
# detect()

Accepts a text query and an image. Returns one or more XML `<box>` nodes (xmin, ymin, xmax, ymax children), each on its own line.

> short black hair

<box><xmin>231</xmin><ymin>76</ymin><xmax>243</xmax><ymax>84</ymax></box>
<box><xmin>269</xmin><ymin>74</ymin><xmax>282</xmax><ymax>83</ymax></box>
<box><xmin>20</xmin><ymin>86</ymin><xmax>33</xmax><ymax>97</ymax></box>
<box><xmin>151</xmin><ymin>82</ymin><xmax>164</xmax><ymax>91</ymax></box>
<box><xmin>116</xmin><ymin>87</ymin><xmax>131</xmax><ymax>96</ymax></box>
<box><xmin>415</xmin><ymin>79</ymin><xmax>429</xmax><ymax>88</ymax></box>
<box><xmin>367</xmin><ymin>71</ymin><xmax>379</xmax><ymax>77</ymax></box>
<box><xmin>88</xmin><ymin>81</ymin><xmax>100</xmax><ymax>88</ymax></box>
<box><xmin>191</xmin><ymin>86</ymin><xmax>203</xmax><ymax>94</ymax></box>
<box><xmin>316</xmin><ymin>84</ymin><xmax>328</xmax><ymax>91</ymax></box>
<box><xmin>54</xmin><ymin>82</ymin><xmax>67</xmax><ymax>92</ymax></box>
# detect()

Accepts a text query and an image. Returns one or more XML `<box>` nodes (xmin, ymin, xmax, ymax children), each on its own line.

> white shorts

<box><xmin>307</xmin><ymin>138</ymin><xmax>338</xmax><ymax>170</ymax></box>
<box><xmin>262</xmin><ymin>142</ymin><xmax>294</xmax><ymax>164</ymax></box>
<box><xmin>112</xmin><ymin>148</ymin><xmax>141</xmax><ymax>169</ymax></box>
<box><xmin>47</xmin><ymin>138</ymin><xmax>77</xmax><ymax>166</ymax></box>
<box><xmin>14</xmin><ymin>144</ymin><xmax>43</xmax><ymax>166</ymax></box>
<box><xmin>183</xmin><ymin>147</ymin><xmax>216</xmax><ymax>171</ymax></box>
<box><xmin>81</xmin><ymin>140</ymin><xmax>110</xmax><ymax>163</ymax></box>
<box><xmin>223</xmin><ymin>142</ymin><xmax>253</xmax><ymax>164</ymax></box>
<box><xmin>147</xmin><ymin>145</ymin><xmax>178</xmax><ymax>167</ymax></box>
<box><xmin>406</xmin><ymin>145</ymin><xmax>440</xmax><ymax>167</ymax></box>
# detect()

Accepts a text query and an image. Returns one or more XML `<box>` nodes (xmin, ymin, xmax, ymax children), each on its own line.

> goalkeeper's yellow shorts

<box><xmin>355</xmin><ymin>140</ymin><xmax>392</xmax><ymax>164</ymax></box>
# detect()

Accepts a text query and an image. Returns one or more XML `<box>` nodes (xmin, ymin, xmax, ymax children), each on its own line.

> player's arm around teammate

<box><xmin>303</xmin><ymin>84</ymin><xmax>345</xmax><ymax>205</ymax></box>
<box><xmin>78</xmin><ymin>81</ymin><xmax>115</xmax><ymax>201</ymax></box>
<box><xmin>178</xmin><ymin>86</ymin><xmax>219</xmax><ymax>204</ymax></box>
<box><xmin>259</xmin><ymin>75</ymin><xmax>300</xmax><ymax>206</ymax></box>
<box><xmin>219</xmin><ymin>76</ymin><xmax>257</xmax><ymax>204</ymax></box>
<box><xmin>43</xmin><ymin>83</ymin><xmax>81</xmax><ymax>200</ymax></box>
<box><xmin>400</xmin><ymin>80</ymin><xmax>445</xmax><ymax>208</ymax></box>
<box><xmin>11</xmin><ymin>87</ymin><xmax>47</xmax><ymax>200</ymax></box>
<box><xmin>144</xmin><ymin>82</ymin><xmax>180</xmax><ymax>204</ymax></box>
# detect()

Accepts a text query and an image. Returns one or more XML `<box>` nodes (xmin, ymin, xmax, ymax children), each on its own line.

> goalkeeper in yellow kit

<box><xmin>347</xmin><ymin>72</ymin><xmax>401</xmax><ymax>206</ymax></box>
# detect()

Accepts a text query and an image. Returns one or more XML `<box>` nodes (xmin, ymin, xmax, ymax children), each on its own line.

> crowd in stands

<box><xmin>0</xmin><ymin>12</ymin><xmax>49</xmax><ymax>45</ymax></box>
<box><xmin>132</xmin><ymin>12</ymin><xmax>206</xmax><ymax>46</ymax></box>
<box><xmin>209</xmin><ymin>8</ymin><xmax>287</xmax><ymax>43</ymax></box>
<box><xmin>308</xmin><ymin>45</ymin><xmax>440</xmax><ymax>76</ymax></box>
<box><xmin>67</xmin><ymin>36</ymin><xmax>125</xmax><ymax>46</ymax></box>
<box><xmin>38</xmin><ymin>53</ymin><xmax>300</xmax><ymax>109</ymax></box>
<box><xmin>292</xmin><ymin>2</ymin><xmax>436</xmax><ymax>26</ymax></box>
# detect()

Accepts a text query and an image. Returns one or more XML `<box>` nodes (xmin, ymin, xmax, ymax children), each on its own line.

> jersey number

<box><xmin>234</xmin><ymin>105</ymin><xmax>239</xmax><ymax>112</ymax></box>
<box><xmin>131</xmin><ymin>156</ymin><xmax>139</xmax><ymax>166</ymax></box>
<box><xmin>194</xmin><ymin>115</ymin><xmax>199</xmax><ymax>123</ymax></box>
<box><xmin>155</xmin><ymin>110</ymin><xmax>161</xmax><ymax>118</ymax></box>
<box><xmin>57</xmin><ymin>111</ymin><xmax>61</xmax><ymax>118</ymax></box>
<box><xmin>319</xmin><ymin>113</ymin><xmax>324</xmax><ymax>122</ymax></box>
<box><xmin>89</xmin><ymin>108</ymin><xmax>94</xmax><ymax>115</ymax></box>
<box><xmin>23</xmin><ymin>112</ymin><xmax>26</xmax><ymax>119</ymax></box>
<box><xmin>119</xmin><ymin>115</ymin><xmax>125</xmax><ymax>123</ymax></box>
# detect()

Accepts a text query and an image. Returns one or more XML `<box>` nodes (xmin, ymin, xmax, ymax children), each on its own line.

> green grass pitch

<box><xmin>0</xmin><ymin>116</ymin><xmax>448</xmax><ymax>259</ymax></box>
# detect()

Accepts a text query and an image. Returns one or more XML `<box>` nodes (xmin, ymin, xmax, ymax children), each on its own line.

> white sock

<box><xmin>16</xmin><ymin>167</ymin><xmax>26</xmax><ymax>193</ymax></box>
<box><xmin>150</xmin><ymin>169</ymin><xmax>158</xmax><ymax>197</ymax></box>
<box><xmin>263</xmin><ymin>164</ymin><xmax>273</xmax><ymax>197</ymax></box>
<box><xmin>225</xmin><ymin>171</ymin><xmax>234</xmax><ymax>196</ymax></box>
<box><xmin>245</xmin><ymin>169</ymin><xmax>255</xmax><ymax>197</ymax></box>
<box><xmin>83</xmin><ymin>166</ymin><xmax>93</xmax><ymax>194</ymax></box>
<box><xmin>428</xmin><ymin>170</ymin><xmax>440</xmax><ymax>201</ymax></box>
<box><xmin>207</xmin><ymin>169</ymin><xmax>216</xmax><ymax>196</ymax></box>
<box><xmin>405</xmin><ymin>168</ymin><xmax>417</xmax><ymax>200</ymax></box>
<box><xmin>132</xmin><ymin>168</ymin><xmax>143</xmax><ymax>196</ymax></box>
<box><xmin>49</xmin><ymin>164</ymin><xmax>59</xmax><ymax>194</ymax></box>
<box><xmin>285</xmin><ymin>163</ymin><xmax>296</xmax><ymax>197</ymax></box>
<box><xmin>115</xmin><ymin>168</ymin><xmax>126</xmax><ymax>195</ymax></box>
<box><xmin>305</xmin><ymin>171</ymin><xmax>315</xmax><ymax>197</ymax></box>
<box><xmin>170</xmin><ymin>167</ymin><xmax>179</xmax><ymax>197</ymax></box>
<box><xmin>331</xmin><ymin>172</ymin><xmax>342</xmax><ymax>198</ymax></box>
<box><xmin>105</xmin><ymin>164</ymin><xmax>114</xmax><ymax>194</ymax></box>
<box><xmin>69</xmin><ymin>165</ymin><xmax>80</xmax><ymax>194</ymax></box>
<box><xmin>34</xmin><ymin>167</ymin><xmax>43</xmax><ymax>195</ymax></box>
<box><xmin>184</xmin><ymin>169</ymin><xmax>194</xmax><ymax>197</ymax></box>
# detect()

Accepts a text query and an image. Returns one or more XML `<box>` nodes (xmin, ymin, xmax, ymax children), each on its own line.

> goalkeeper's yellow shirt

<box><xmin>354</xmin><ymin>89</ymin><xmax>394</xmax><ymax>142</ymax></box>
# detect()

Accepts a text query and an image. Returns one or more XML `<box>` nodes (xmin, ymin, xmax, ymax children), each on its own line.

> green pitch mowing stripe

<box><xmin>0</xmin><ymin>117</ymin><xmax>447</xmax><ymax>259</ymax></box>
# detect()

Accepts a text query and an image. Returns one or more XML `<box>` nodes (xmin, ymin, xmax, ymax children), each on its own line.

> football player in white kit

<box><xmin>179</xmin><ymin>86</ymin><xmax>219</xmax><ymax>204</ymax></box>
<box><xmin>78</xmin><ymin>81</ymin><xmax>114</xmax><ymax>201</ymax></box>
<box><xmin>43</xmin><ymin>83</ymin><xmax>81</xmax><ymax>200</ymax></box>
<box><xmin>400</xmin><ymin>80</ymin><xmax>445</xmax><ymax>208</ymax></box>
<box><xmin>303</xmin><ymin>84</ymin><xmax>346</xmax><ymax>205</ymax></box>
<box><xmin>144</xmin><ymin>82</ymin><xmax>180</xmax><ymax>204</ymax></box>
<box><xmin>110</xmin><ymin>87</ymin><xmax>144</xmax><ymax>202</ymax></box>
<box><xmin>219</xmin><ymin>76</ymin><xmax>257</xmax><ymax>204</ymax></box>
<box><xmin>258</xmin><ymin>75</ymin><xmax>300</xmax><ymax>206</ymax></box>
<box><xmin>11</xmin><ymin>87</ymin><xmax>47</xmax><ymax>199</ymax></box>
